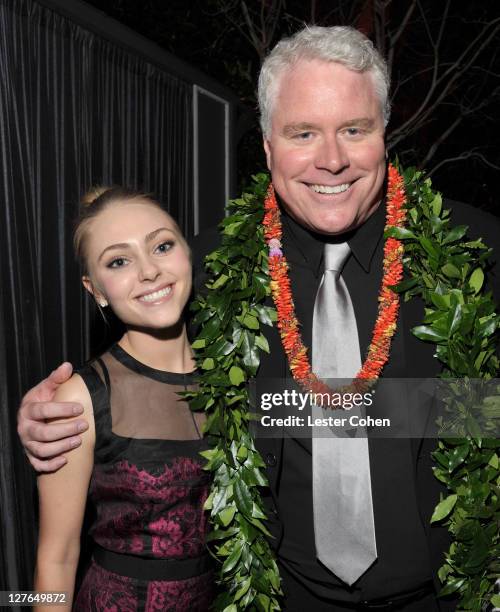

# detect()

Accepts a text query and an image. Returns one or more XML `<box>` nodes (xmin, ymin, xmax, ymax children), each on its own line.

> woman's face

<box><xmin>83</xmin><ymin>200</ymin><xmax>192</xmax><ymax>331</ymax></box>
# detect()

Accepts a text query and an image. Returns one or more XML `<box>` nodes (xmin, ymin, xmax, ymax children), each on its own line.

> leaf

<box><xmin>441</xmin><ymin>263</ymin><xmax>461</xmax><ymax>279</ymax></box>
<box><xmin>219</xmin><ymin>506</ymin><xmax>236</xmax><ymax>527</ymax></box>
<box><xmin>206</xmin><ymin>527</ymin><xmax>239</xmax><ymax>542</ymax></box>
<box><xmin>211</xmin><ymin>274</ymin><xmax>229</xmax><ymax>289</ymax></box>
<box><xmin>442</xmin><ymin>224</ymin><xmax>468</xmax><ymax>245</ymax></box>
<box><xmin>191</xmin><ymin>338</ymin><xmax>206</xmax><ymax>349</ymax></box>
<box><xmin>241</xmin><ymin>331</ymin><xmax>260</xmax><ymax>371</ymax></box>
<box><xmin>392</xmin><ymin>276</ymin><xmax>419</xmax><ymax>293</ymax></box>
<box><xmin>491</xmin><ymin>595</ymin><xmax>500</xmax><ymax>607</ymax></box>
<box><xmin>224</xmin><ymin>221</ymin><xmax>244</xmax><ymax>236</ymax></box>
<box><xmin>468</xmin><ymin>268</ymin><xmax>484</xmax><ymax>294</ymax></box>
<box><xmin>234</xmin><ymin>576</ymin><xmax>252</xmax><ymax>601</ymax></box>
<box><xmin>466</xmin><ymin>414</ymin><xmax>482</xmax><ymax>444</ymax></box>
<box><xmin>252</xmin><ymin>501</ymin><xmax>267</xmax><ymax>519</ymax></box>
<box><xmin>221</xmin><ymin>542</ymin><xmax>243</xmax><ymax>573</ymax></box>
<box><xmin>430</xmin><ymin>494</ymin><xmax>458</xmax><ymax>523</ymax></box>
<box><xmin>431</xmin><ymin>193</ymin><xmax>442</xmax><ymax>216</ymax></box>
<box><xmin>463</xmin><ymin>529</ymin><xmax>489</xmax><ymax>571</ymax></box>
<box><xmin>412</xmin><ymin>325</ymin><xmax>446</xmax><ymax>342</ymax></box>
<box><xmin>430</xmin><ymin>292</ymin><xmax>451</xmax><ymax>311</ymax></box>
<box><xmin>448</xmin><ymin>303</ymin><xmax>463</xmax><ymax>337</ymax></box>
<box><xmin>478</xmin><ymin>316</ymin><xmax>497</xmax><ymax>338</ymax></box>
<box><xmin>448</xmin><ymin>444</ymin><xmax>469</xmax><ymax>472</ymax></box>
<box><xmin>255</xmin><ymin>334</ymin><xmax>270</xmax><ymax>353</ymax></box>
<box><xmin>233</xmin><ymin>478</ymin><xmax>253</xmax><ymax>516</ymax></box>
<box><xmin>242</xmin><ymin>313</ymin><xmax>260</xmax><ymax>330</ymax></box>
<box><xmin>439</xmin><ymin>577</ymin><xmax>465</xmax><ymax>597</ymax></box>
<box><xmin>202</xmin><ymin>358</ymin><xmax>215</xmax><ymax>370</ymax></box>
<box><xmin>419</xmin><ymin>236</ymin><xmax>440</xmax><ymax>259</ymax></box>
<box><xmin>384</xmin><ymin>226</ymin><xmax>416</xmax><ymax>240</ymax></box>
<box><xmin>229</xmin><ymin>366</ymin><xmax>245</xmax><ymax>386</ymax></box>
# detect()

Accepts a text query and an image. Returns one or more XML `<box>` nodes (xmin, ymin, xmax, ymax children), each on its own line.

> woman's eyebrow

<box><xmin>98</xmin><ymin>228</ymin><xmax>176</xmax><ymax>262</ymax></box>
<box><xmin>144</xmin><ymin>227</ymin><xmax>176</xmax><ymax>243</ymax></box>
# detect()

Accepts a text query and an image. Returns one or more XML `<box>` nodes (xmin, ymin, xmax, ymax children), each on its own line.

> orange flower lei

<box><xmin>263</xmin><ymin>163</ymin><xmax>407</xmax><ymax>399</ymax></box>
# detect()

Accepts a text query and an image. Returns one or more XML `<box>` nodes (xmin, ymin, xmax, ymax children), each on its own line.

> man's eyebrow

<box><xmin>282</xmin><ymin>123</ymin><xmax>318</xmax><ymax>137</ymax></box>
<box><xmin>97</xmin><ymin>227</ymin><xmax>175</xmax><ymax>262</ymax></box>
<box><xmin>282</xmin><ymin>118</ymin><xmax>376</xmax><ymax>137</ymax></box>
<box><xmin>341</xmin><ymin>118</ymin><xmax>375</xmax><ymax>129</ymax></box>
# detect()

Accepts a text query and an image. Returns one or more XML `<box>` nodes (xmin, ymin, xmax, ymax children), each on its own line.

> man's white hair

<box><xmin>258</xmin><ymin>25</ymin><xmax>391</xmax><ymax>138</ymax></box>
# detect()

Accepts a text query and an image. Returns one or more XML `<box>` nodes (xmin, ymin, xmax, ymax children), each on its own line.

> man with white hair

<box><xmin>18</xmin><ymin>26</ymin><xmax>499</xmax><ymax>610</ymax></box>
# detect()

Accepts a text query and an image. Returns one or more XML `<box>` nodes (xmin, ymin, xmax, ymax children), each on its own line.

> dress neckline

<box><xmin>109</xmin><ymin>343</ymin><xmax>198</xmax><ymax>385</ymax></box>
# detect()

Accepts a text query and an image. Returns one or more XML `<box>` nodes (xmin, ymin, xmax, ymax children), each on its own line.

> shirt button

<box><xmin>265</xmin><ymin>453</ymin><xmax>277</xmax><ymax>467</ymax></box>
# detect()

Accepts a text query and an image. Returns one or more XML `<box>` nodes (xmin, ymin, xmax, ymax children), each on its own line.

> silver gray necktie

<box><xmin>312</xmin><ymin>242</ymin><xmax>377</xmax><ymax>585</ymax></box>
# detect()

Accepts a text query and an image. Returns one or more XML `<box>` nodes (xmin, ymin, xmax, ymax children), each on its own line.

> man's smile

<box><xmin>307</xmin><ymin>182</ymin><xmax>353</xmax><ymax>194</ymax></box>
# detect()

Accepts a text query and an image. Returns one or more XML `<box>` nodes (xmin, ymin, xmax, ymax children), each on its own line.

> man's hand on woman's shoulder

<box><xmin>17</xmin><ymin>362</ymin><xmax>89</xmax><ymax>473</ymax></box>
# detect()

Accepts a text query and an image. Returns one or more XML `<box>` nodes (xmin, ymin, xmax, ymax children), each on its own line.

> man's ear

<box><xmin>82</xmin><ymin>276</ymin><xmax>107</xmax><ymax>308</ymax></box>
<box><xmin>263</xmin><ymin>138</ymin><xmax>272</xmax><ymax>171</ymax></box>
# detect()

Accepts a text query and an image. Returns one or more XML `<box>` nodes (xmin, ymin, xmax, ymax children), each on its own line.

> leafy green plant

<box><xmin>388</xmin><ymin>167</ymin><xmax>500</xmax><ymax>610</ymax></box>
<box><xmin>186</xmin><ymin>174</ymin><xmax>282</xmax><ymax>611</ymax></box>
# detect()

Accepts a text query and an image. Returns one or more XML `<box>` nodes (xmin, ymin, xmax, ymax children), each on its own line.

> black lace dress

<box><xmin>73</xmin><ymin>344</ymin><xmax>213</xmax><ymax>611</ymax></box>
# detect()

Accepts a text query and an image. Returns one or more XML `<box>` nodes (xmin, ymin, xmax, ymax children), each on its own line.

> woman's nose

<box><xmin>138</xmin><ymin>256</ymin><xmax>161</xmax><ymax>282</ymax></box>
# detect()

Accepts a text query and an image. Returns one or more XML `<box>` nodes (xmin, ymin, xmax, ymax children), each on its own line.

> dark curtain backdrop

<box><xmin>0</xmin><ymin>0</ymin><xmax>193</xmax><ymax>593</ymax></box>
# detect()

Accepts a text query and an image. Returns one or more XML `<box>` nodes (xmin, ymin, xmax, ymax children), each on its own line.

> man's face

<box><xmin>263</xmin><ymin>59</ymin><xmax>386</xmax><ymax>235</ymax></box>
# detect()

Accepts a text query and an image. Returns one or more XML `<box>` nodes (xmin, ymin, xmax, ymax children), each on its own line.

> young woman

<box><xmin>34</xmin><ymin>188</ymin><xmax>213</xmax><ymax>611</ymax></box>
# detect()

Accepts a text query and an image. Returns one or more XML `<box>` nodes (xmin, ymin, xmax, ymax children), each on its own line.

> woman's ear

<box><xmin>82</xmin><ymin>276</ymin><xmax>107</xmax><ymax>308</ymax></box>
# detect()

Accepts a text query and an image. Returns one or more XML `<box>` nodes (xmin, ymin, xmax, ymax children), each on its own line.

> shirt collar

<box><xmin>281</xmin><ymin>198</ymin><xmax>385</xmax><ymax>276</ymax></box>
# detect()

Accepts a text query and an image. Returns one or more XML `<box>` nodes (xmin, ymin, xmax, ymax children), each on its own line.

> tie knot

<box><xmin>324</xmin><ymin>242</ymin><xmax>350</xmax><ymax>272</ymax></box>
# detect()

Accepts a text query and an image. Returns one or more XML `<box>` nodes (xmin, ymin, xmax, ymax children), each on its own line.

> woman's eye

<box><xmin>155</xmin><ymin>240</ymin><xmax>174</xmax><ymax>254</ymax></box>
<box><xmin>107</xmin><ymin>257</ymin><xmax>127</xmax><ymax>268</ymax></box>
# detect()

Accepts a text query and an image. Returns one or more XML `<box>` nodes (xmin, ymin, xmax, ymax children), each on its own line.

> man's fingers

<box><xmin>26</xmin><ymin>418</ymin><xmax>88</xmax><ymax>444</ymax></box>
<box><xmin>28</xmin><ymin>401</ymin><xmax>84</xmax><ymax>421</ymax></box>
<box><xmin>21</xmin><ymin>362</ymin><xmax>73</xmax><ymax>404</ymax></box>
<box><xmin>27</xmin><ymin>453</ymin><xmax>68</xmax><ymax>473</ymax></box>
<box><xmin>46</xmin><ymin>362</ymin><xmax>73</xmax><ymax>387</ymax></box>
<box><xmin>25</xmin><ymin>436</ymin><xmax>82</xmax><ymax>459</ymax></box>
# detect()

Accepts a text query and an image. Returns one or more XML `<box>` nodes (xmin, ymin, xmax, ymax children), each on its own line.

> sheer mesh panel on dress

<box><xmin>93</xmin><ymin>349</ymin><xmax>205</xmax><ymax>441</ymax></box>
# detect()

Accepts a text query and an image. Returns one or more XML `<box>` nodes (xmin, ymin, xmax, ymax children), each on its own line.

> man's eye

<box><xmin>155</xmin><ymin>240</ymin><xmax>174</xmax><ymax>254</ymax></box>
<box><xmin>295</xmin><ymin>132</ymin><xmax>313</xmax><ymax>140</ymax></box>
<box><xmin>345</xmin><ymin>127</ymin><xmax>362</xmax><ymax>136</ymax></box>
<box><xmin>108</xmin><ymin>257</ymin><xmax>127</xmax><ymax>268</ymax></box>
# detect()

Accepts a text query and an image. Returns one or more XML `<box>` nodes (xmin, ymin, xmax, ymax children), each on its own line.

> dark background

<box><xmin>1</xmin><ymin>0</ymin><xmax>498</xmax><ymax>602</ymax></box>
<box><xmin>85</xmin><ymin>0</ymin><xmax>500</xmax><ymax>215</ymax></box>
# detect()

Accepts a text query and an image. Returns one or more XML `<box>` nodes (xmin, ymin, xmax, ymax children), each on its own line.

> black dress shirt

<box><xmin>274</xmin><ymin>204</ymin><xmax>432</xmax><ymax>602</ymax></box>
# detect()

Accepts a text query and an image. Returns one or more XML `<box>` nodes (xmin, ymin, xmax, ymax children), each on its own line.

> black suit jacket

<box><xmin>190</xmin><ymin>198</ymin><xmax>499</xmax><ymax>605</ymax></box>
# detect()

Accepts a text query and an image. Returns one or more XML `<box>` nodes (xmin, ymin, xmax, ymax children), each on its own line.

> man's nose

<box><xmin>314</xmin><ymin>136</ymin><xmax>349</xmax><ymax>173</ymax></box>
<box><xmin>138</xmin><ymin>256</ymin><xmax>161</xmax><ymax>282</ymax></box>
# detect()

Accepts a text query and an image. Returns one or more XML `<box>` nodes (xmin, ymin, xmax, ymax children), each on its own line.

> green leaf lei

<box><xmin>187</xmin><ymin>166</ymin><xmax>499</xmax><ymax>611</ymax></box>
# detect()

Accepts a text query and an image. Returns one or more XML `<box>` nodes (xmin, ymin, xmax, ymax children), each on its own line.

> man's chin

<box><xmin>303</xmin><ymin>214</ymin><xmax>358</xmax><ymax>237</ymax></box>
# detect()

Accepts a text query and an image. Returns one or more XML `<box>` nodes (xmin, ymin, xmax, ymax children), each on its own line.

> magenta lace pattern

<box><xmin>89</xmin><ymin>457</ymin><xmax>210</xmax><ymax>559</ymax></box>
<box><xmin>75</xmin><ymin>561</ymin><xmax>213</xmax><ymax>611</ymax></box>
<box><xmin>146</xmin><ymin>571</ymin><xmax>214</xmax><ymax>611</ymax></box>
<box><xmin>74</xmin><ymin>561</ymin><xmax>136</xmax><ymax>611</ymax></box>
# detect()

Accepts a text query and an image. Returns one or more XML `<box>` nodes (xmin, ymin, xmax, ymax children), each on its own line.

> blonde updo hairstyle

<box><xmin>74</xmin><ymin>186</ymin><xmax>187</xmax><ymax>275</ymax></box>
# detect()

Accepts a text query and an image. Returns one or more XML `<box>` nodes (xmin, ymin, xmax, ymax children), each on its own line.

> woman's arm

<box><xmin>34</xmin><ymin>374</ymin><xmax>95</xmax><ymax>612</ymax></box>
